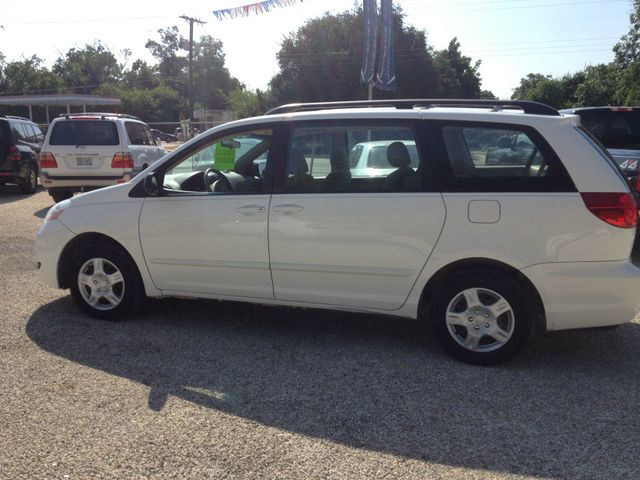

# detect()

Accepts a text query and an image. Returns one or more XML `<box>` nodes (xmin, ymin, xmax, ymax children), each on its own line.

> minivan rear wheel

<box><xmin>428</xmin><ymin>270</ymin><xmax>534</xmax><ymax>365</ymax></box>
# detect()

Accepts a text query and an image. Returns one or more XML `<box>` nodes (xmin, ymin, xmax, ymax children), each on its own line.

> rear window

<box><xmin>49</xmin><ymin>120</ymin><xmax>119</xmax><ymax>146</ymax></box>
<box><xmin>0</xmin><ymin>121</ymin><xmax>11</xmax><ymax>145</ymax></box>
<box><xmin>575</xmin><ymin>109</ymin><xmax>640</xmax><ymax>150</ymax></box>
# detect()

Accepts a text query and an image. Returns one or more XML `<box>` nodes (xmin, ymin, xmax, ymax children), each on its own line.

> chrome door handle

<box><xmin>272</xmin><ymin>204</ymin><xmax>304</xmax><ymax>214</ymax></box>
<box><xmin>236</xmin><ymin>205</ymin><xmax>266</xmax><ymax>215</ymax></box>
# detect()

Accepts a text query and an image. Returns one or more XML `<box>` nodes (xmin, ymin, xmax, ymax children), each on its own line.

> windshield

<box><xmin>576</xmin><ymin>109</ymin><xmax>640</xmax><ymax>149</ymax></box>
<box><xmin>49</xmin><ymin>120</ymin><xmax>119</xmax><ymax>146</ymax></box>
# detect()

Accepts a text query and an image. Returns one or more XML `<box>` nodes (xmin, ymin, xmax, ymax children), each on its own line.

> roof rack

<box><xmin>3</xmin><ymin>115</ymin><xmax>32</xmax><ymax>121</ymax></box>
<box><xmin>265</xmin><ymin>99</ymin><xmax>560</xmax><ymax>117</ymax></box>
<box><xmin>56</xmin><ymin>112</ymin><xmax>141</xmax><ymax>120</ymax></box>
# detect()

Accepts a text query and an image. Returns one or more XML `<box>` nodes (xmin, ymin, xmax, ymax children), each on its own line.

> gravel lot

<box><xmin>1</xmin><ymin>185</ymin><xmax>640</xmax><ymax>479</ymax></box>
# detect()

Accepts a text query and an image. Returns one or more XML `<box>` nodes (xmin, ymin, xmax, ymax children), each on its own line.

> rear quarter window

<box><xmin>435</xmin><ymin>122</ymin><xmax>575</xmax><ymax>192</ymax></box>
<box><xmin>49</xmin><ymin>120</ymin><xmax>119</xmax><ymax>146</ymax></box>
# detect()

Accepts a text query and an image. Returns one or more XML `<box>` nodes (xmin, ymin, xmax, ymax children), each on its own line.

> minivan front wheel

<box><xmin>428</xmin><ymin>271</ymin><xmax>533</xmax><ymax>365</ymax></box>
<box><xmin>69</xmin><ymin>244</ymin><xmax>144</xmax><ymax>320</ymax></box>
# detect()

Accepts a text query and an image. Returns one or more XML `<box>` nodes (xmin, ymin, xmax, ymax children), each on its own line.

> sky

<box><xmin>0</xmin><ymin>0</ymin><xmax>635</xmax><ymax>99</ymax></box>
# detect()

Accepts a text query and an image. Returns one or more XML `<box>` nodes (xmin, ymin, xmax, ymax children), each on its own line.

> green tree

<box><xmin>145</xmin><ymin>26</ymin><xmax>186</xmax><ymax>83</ymax></box>
<box><xmin>270</xmin><ymin>6</ymin><xmax>440</xmax><ymax>104</ymax></box>
<box><xmin>433</xmin><ymin>38</ymin><xmax>482</xmax><ymax>98</ymax></box>
<box><xmin>0</xmin><ymin>55</ymin><xmax>59</xmax><ymax>95</ymax></box>
<box><xmin>511</xmin><ymin>73</ymin><xmax>565</xmax><ymax>108</ymax></box>
<box><xmin>613</xmin><ymin>1</ymin><xmax>640</xmax><ymax>104</ymax></box>
<box><xmin>574</xmin><ymin>64</ymin><xmax>617</xmax><ymax>106</ymax></box>
<box><xmin>192</xmin><ymin>35</ymin><xmax>241</xmax><ymax>109</ymax></box>
<box><xmin>52</xmin><ymin>42</ymin><xmax>122</xmax><ymax>93</ymax></box>
<box><xmin>229</xmin><ymin>87</ymin><xmax>274</xmax><ymax>118</ymax></box>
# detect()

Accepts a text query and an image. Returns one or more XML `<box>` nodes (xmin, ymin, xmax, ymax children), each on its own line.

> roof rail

<box><xmin>56</xmin><ymin>112</ymin><xmax>141</xmax><ymax>120</ymax></box>
<box><xmin>4</xmin><ymin>115</ymin><xmax>32</xmax><ymax>121</ymax></box>
<box><xmin>265</xmin><ymin>99</ymin><xmax>560</xmax><ymax>116</ymax></box>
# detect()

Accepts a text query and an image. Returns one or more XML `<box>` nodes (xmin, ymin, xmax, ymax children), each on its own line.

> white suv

<box><xmin>35</xmin><ymin>100</ymin><xmax>640</xmax><ymax>365</ymax></box>
<box><xmin>40</xmin><ymin>113</ymin><xmax>166</xmax><ymax>203</ymax></box>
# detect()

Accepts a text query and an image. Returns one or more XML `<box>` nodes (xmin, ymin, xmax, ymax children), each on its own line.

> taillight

<box><xmin>8</xmin><ymin>145</ymin><xmax>21</xmax><ymax>162</ymax></box>
<box><xmin>39</xmin><ymin>152</ymin><xmax>58</xmax><ymax>168</ymax></box>
<box><xmin>581</xmin><ymin>192</ymin><xmax>638</xmax><ymax>228</ymax></box>
<box><xmin>111</xmin><ymin>152</ymin><xmax>134</xmax><ymax>169</ymax></box>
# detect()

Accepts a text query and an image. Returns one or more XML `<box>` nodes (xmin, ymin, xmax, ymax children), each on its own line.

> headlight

<box><xmin>44</xmin><ymin>199</ymin><xmax>71</xmax><ymax>223</ymax></box>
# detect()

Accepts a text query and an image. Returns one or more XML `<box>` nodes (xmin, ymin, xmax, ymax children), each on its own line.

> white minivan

<box><xmin>39</xmin><ymin>113</ymin><xmax>166</xmax><ymax>203</ymax></box>
<box><xmin>35</xmin><ymin>100</ymin><xmax>640</xmax><ymax>365</ymax></box>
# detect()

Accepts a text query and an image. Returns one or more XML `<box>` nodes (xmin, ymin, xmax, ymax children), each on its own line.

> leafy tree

<box><xmin>0</xmin><ymin>55</ymin><xmax>59</xmax><ymax>95</ymax></box>
<box><xmin>229</xmin><ymin>87</ymin><xmax>274</xmax><ymax>118</ymax></box>
<box><xmin>511</xmin><ymin>73</ymin><xmax>565</xmax><ymax>108</ymax></box>
<box><xmin>574</xmin><ymin>64</ymin><xmax>617</xmax><ymax>106</ymax></box>
<box><xmin>433</xmin><ymin>38</ymin><xmax>481</xmax><ymax>98</ymax></box>
<box><xmin>192</xmin><ymin>35</ymin><xmax>241</xmax><ymax>109</ymax></box>
<box><xmin>614</xmin><ymin>0</ymin><xmax>640</xmax><ymax>68</ymax></box>
<box><xmin>145</xmin><ymin>26</ymin><xmax>186</xmax><ymax>83</ymax></box>
<box><xmin>270</xmin><ymin>6</ymin><xmax>440</xmax><ymax>104</ymax></box>
<box><xmin>52</xmin><ymin>42</ymin><xmax>122</xmax><ymax>93</ymax></box>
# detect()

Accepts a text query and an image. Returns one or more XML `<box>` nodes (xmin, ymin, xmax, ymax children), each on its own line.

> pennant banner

<box><xmin>360</xmin><ymin>0</ymin><xmax>378</xmax><ymax>85</ymax></box>
<box><xmin>213</xmin><ymin>0</ymin><xmax>302</xmax><ymax>20</ymax></box>
<box><xmin>375</xmin><ymin>0</ymin><xmax>396</xmax><ymax>91</ymax></box>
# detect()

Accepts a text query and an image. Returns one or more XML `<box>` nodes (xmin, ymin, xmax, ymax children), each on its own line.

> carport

<box><xmin>0</xmin><ymin>94</ymin><xmax>121</xmax><ymax>123</ymax></box>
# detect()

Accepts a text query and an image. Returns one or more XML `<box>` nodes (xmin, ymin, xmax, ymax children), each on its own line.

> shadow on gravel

<box><xmin>0</xmin><ymin>185</ymin><xmax>45</xmax><ymax>205</ymax></box>
<box><xmin>27</xmin><ymin>296</ymin><xmax>640</xmax><ymax>478</ymax></box>
<box><xmin>33</xmin><ymin>206</ymin><xmax>51</xmax><ymax>219</ymax></box>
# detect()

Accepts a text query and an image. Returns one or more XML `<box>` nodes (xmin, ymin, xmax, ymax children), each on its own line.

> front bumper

<box><xmin>521</xmin><ymin>260</ymin><xmax>640</xmax><ymax>331</ymax></box>
<box><xmin>36</xmin><ymin>219</ymin><xmax>76</xmax><ymax>289</ymax></box>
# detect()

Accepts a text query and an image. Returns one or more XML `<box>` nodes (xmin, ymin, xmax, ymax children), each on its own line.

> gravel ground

<box><xmin>1</xmin><ymin>185</ymin><xmax>640</xmax><ymax>479</ymax></box>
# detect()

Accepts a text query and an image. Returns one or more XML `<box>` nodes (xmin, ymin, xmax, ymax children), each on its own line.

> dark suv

<box><xmin>560</xmin><ymin>107</ymin><xmax>640</xmax><ymax>187</ymax></box>
<box><xmin>0</xmin><ymin>116</ymin><xmax>43</xmax><ymax>194</ymax></box>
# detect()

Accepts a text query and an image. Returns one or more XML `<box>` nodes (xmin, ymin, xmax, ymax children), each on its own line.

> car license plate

<box><xmin>76</xmin><ymin>157</ymin><xmax>93</xmax><ymax>166</ymax></box>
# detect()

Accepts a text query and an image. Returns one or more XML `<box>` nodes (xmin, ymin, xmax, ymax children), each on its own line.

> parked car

<box><xmin>39</xmin><ymin>113</ymin><xmax>166</xmax><ymax>203</ymax></box>
<box><xmin>560</xmin><ymin>107</ymin><xmax>640</xmax><ymax>187</ymax></box>
<box><xmin>150</xmin><ymin>129</ymin><xmax>178</xmax><ymax>143</ymax></box>
<box><xmin>0</xmin><ymin>115</ymin><xmax>43</xmax><ymax>194</ymax></box>
<box><xmin>35</xmin><ymin>99</ymin><xmax>640</xmax><ymax>365</ymax></box>
<box><xmin>348</xmin><ymin>140</ymin><xmax>420</xmax><ymax>177</ymax></box>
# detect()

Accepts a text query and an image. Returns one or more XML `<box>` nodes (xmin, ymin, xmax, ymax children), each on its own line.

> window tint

<box><xmin>22</xmin><ymin>123</ymin><xmax>37</xmax><ymax>143</ymax></box>
<box><xmin>437</xmin><ymin>123</ymin><xmax>575</xmax><ymax>192</ymax></box>
<box><xmin>442</xmin><ymin>126</ymin><xmax>546</xmax><ymax>177</ymax></box>
<box><xmin>143</xmin><ymin>125</ymin><xmax>158</xmax><ymax>146</ymax></box>
<box><xmin>32</xmin><ymin>125</ymin><xmax>44</xmax><ymax>143</ymax></box>
<box><xmin>0</xmin><ymin>121</ymin><xmax>11</xmax><ymax>146</ymax></box>
<box><xmin>126</xmin><ymin>122</ymin><xmax>150</xmax><ymax>146</ymax></box>
<box><xmin>576</xmin><ymin>109</ymin><xmax>640</xmax><ymax>149</ymax></box>
<box><xmin>49</xmin><ymin>121</ymin><xmax>119</xmax><ymax>146</ymax></box>
<box><xmin>284</xmin><ymin>123</ymin><xmax>423</xmax><ymax>193</ymax></box>
<box><xmin>10</xmin><ymin>121</ymin><xmax>26</xmax><ymax>142</ymax></box>
<box><xmin>164</xmin><ymin>129</ymin><xmax>272</xmax><ymax>194</ymax></box>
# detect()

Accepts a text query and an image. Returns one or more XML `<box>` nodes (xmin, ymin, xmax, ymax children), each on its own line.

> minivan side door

<box><xmin>138</xmin><ymin>124</ymin><xmax>278</xmax><ymax>299</ymax></box>
<box><xmin>267</xmin><ymin>117</ymin><xmax>446</xmax><ymax>311</ymax></box>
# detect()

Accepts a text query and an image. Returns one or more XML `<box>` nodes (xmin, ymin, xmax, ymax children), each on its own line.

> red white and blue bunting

<box><xmin>213</xmin><ymin>0</ymin><xmax>304</xmax><ymax>20</ymax></box>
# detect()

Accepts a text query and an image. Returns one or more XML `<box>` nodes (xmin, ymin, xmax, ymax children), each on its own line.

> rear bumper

<box><xmin>40</xmin><ymin>171</ymin><xmax>131</xmax><ymax>189</ymax></box>
<box><xmin>521</xmin><ymin>260</ymin><xmax>640</xmax><ymax>331</ymax></box>
<box><xmin>36</xmin><ymin>219</ymin><xmax>76</xmax><ymax>289</ymax></box>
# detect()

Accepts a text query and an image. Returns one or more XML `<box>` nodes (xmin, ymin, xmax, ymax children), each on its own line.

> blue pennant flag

<box><xmin>361</xmin><ymin>0</ymin><xmax>378</xmax><ymax>85</ymax></box>
<box><xmin>375</xmin><ymin>0</ymin><xmax>396</xmax><ymax>91</ymax></box>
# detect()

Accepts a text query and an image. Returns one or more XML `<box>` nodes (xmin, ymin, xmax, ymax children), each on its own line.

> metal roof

<box><xmin>0</xmin><ymin>94</ymin><xmax>121</xmax><ymax>107</ymax></box>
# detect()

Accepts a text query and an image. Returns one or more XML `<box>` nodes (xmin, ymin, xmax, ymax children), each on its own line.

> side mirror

<box><xmin>143</xmin><ymin>172</ymin><xmax>160</xmax><ymax>196</ymax></box>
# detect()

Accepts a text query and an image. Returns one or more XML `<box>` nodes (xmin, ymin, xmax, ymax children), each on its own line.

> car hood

<box><xmin>65</xmin><ymin>182</ymin><xmax>134</xmax><ymax>208</ymax></box>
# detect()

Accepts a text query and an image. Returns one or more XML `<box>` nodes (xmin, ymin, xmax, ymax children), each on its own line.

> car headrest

<box><xmin>387</xmin><ymin>141</ymin><xmax>411</xmax><ymax>168</ymax></box>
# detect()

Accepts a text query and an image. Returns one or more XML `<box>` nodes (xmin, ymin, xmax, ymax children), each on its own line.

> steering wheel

<box><xmin>203</xmin><ymin>168</ymin><xmax>232</xmax><ymax>192</ymax></box>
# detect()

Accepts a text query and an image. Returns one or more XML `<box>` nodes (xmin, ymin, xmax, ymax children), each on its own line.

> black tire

<box><xmin>19</xmin><ymin>163</ymin><xmax>38</xmax><ymax>194</ymax></box>
<box><xmin>69</xmin><ymin>243</ymin><xmax>145</xmax><ymax>320</ymax></box>
<box><xmin>50</xmin><ymin>190</ymin><xmax>73</xmax><ymax>203</ymax></box>
<box><xmin>427</xmin><ymin>270</ymin><xmax>534</xmax><ymax>365</ymax></box>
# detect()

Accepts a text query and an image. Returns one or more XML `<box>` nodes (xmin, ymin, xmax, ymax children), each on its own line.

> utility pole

<box><xmin>180</xmin><ymin>15</ymin><xmax>206</xmax><ymax>139</ymax></box>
